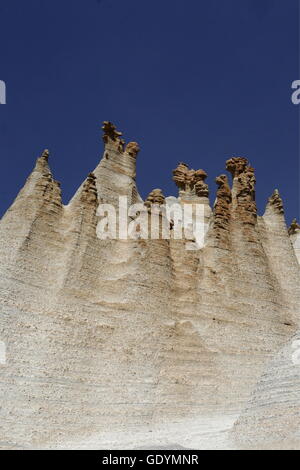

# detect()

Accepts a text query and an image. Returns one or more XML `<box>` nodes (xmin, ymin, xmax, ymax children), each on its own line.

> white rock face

<box><xmin>0</xmin><ymin>127</ymin><xmax>299</xmax><ymax>449</ymax></box>
<box><xmin>232</xmin><ymin>331</ymin><xmax>300</xmax><ymax>450</ymax></box>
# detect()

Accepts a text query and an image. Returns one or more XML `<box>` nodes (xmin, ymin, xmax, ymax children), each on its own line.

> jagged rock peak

<box><xmin>213</xmin><ymin>174</ymin><xmax>232</xmax><ymax>245</ymax></box>
<box><xmin>40</xmin><ymin>149</ymin><xmax>50</xmax><ymax>161</ymax></box>
<box><xmin>172</xmin><ymin>163</ymin><xmax>208</xmax><ymax>196</ymax></box>
<box><xmin>102</xmin><ymin>121</ymin><xmax>125</xmax><ymax>152</ymax></box>
<box><xmin>226</xmin><ymin>156</ymin><xmax>249</xmax><ymax>177</ymax></box>
<box><xmin>172</xmin><ymin>162</ymin><xmax>189</xmax><ymax>190</ymax></box>
<box><xmin>268</xmin><ymin>189</ymin><xmax>284</xmax><ymax>214</ymax></box>
<box><xmin>101</xmin><ymin>121</ymin><xmax>140</xmax><ymax>157</ymax></box>
<box><xmin>125</xmin><ymin>142</ymin><xmax>140</xmax><ymax>158</ymax></box>
<box><xmin>236</xmin><ymin>165</ymin><xmax>256</xmax><ymax>200</ymax></box>
<box><xmin>80</xmin><ymin>172</ymin><xmax>98</xmax><ymax>204</ymax></box>
<box><xmin>215</xmin><ymin>174</ymin><xmax>232</xmax><ymax>205</ymax></box>
<box><xmin>102</xmin><ymin>121</ymin><xmax>123</xmax><ymax>142</ymax></box>
<box><xmin>288</xmin><ymin>218</ymin><xmax>300</xmax><ymax>236</ymax></box>
<box><xmin>226</xmin><ymin>157</ymin><xmax>257</xmax><ymax>225</ymax></box>
<box><xmin>194</xmin><ymin>169</ymin><xmax>209</xmax><ymax>197</ymax></box>
<box><xmin>34</xmin><ymin>148</ymin><xmax>53</xmax><ymax>178</ymax></box>
<box><xmin>145</xmin><ymin>188</ymin><xmax>165</xmax><ymax>208</ymax></box>
<box><xmin>25</xmin><ymin>149</ymin><xmax>62</xmax><ymax>207</ymax></box>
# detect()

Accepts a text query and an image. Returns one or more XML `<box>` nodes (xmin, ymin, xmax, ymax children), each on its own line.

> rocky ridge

<box><xmin>0</xmin><ymin>122</ymin><xmax>299</xmax><ymax>449</ymax></box>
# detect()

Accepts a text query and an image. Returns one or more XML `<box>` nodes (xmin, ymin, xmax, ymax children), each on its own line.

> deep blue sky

<box><xmin>0</xmin><ymin>0</ymin><xmax>299</xmax><ymax>223</ymax></box>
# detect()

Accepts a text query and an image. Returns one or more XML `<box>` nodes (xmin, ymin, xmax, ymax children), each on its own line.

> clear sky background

<box><xmin>0</xmin><ymin>0</ymin><xmax>299</xmax><ymax>224</ymax></box>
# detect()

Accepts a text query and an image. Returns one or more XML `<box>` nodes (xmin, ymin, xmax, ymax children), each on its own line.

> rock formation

<box><xmin>289</xmin><ymin>218</ymin><xmax>300</xmax><ymax>265</ymax></box>
<box><xmin>0</xmin><ymin>123</ymin><xmax>299</xmax><ymax>450</ymax></box>
<box><xmin>212</xmin><ymin>174</ymin><xmax>232</xmax><ymax>248</ymax></box>
<box><xmin>226</xmin><ymin>157</ymin><xmax>257</xmax><ymax>226</ymax></box>
<box><xmin>268</xmin><ymin>188</ymin><xmax>284</xmax><ymax>214</ymax></box>
<box><xmin>125</xmin><ymin>141</ymin><xmax>140</xmax><ymax>158</ymax></box>
<box><xmin>173</xmin><ymin>163</ymin><xmax>209</xmax><ymax>199</ymax></box>
<box><xmin>145</xmin><ymin>188</ymin><xmax>165</xmax><ymax>208</ymax></box>
<box><xmin>288</xmin><ymin>218</ymin><xmax>300</xmax><ymax>236</ymax></box>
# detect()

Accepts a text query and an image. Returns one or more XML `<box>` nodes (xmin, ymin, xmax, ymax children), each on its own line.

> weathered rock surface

<box><xmin>289</xmin><ymin>219</ymin><xmax>300</xmax><ymax>264</ymax></box>
<box><xmin>232</xmin><ymin>331</ymin><xmax>300</xmax><ymax>450</ymax></box>
<box><xmin>0</xmin><ymin>125</ymin><xmax>299</xmax><ymax>449</ymax></box>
